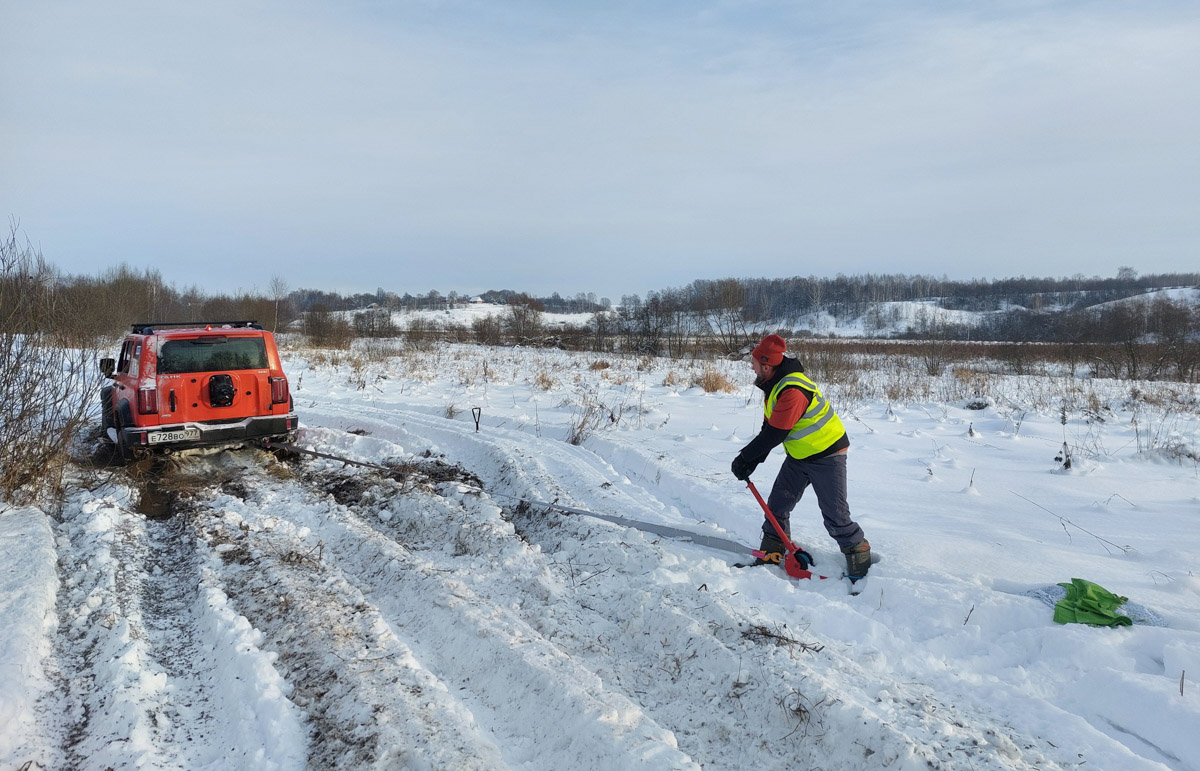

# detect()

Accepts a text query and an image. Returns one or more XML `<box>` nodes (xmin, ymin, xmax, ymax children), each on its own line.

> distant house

<box><xmin>358</xmin><ymin>302</ymin><xmax>389</xmax><ymax>319</ymax></box>
<box><xmin>470</xmin><ymin>296</ymin><xmax>485</xmax><ymax>304</ymax></box>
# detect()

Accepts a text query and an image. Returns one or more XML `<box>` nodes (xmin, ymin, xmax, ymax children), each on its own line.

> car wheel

<box><xmin>100</xmin><ymin>389</ymin><xmax>115</xmax><ymax>440</ymax></box>
<box><xmin>113</xmin><ymin>418</ymin><xmax>134</xmax><ymax>463</ymax></box>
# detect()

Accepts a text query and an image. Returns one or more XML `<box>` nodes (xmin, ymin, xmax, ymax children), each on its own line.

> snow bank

<box><xmin>0</xmin><ymin>507</ymin><xmax>59</xmax><ymax>768</ymax></box>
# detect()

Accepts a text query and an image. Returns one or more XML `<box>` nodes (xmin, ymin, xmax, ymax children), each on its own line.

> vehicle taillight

<box><xmin>269</xmin><ymin>376</ymin><xmax>289</xmax><ymax>405</ymax></box>
<box><xmin>137</xmin><ymin>387</ymin><xmax>158</xmax><ymax>415</ymax></box>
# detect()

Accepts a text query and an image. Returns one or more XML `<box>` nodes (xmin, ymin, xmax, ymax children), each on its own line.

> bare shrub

<box><xmin>443</xmin><ymin>321</ymin><xmax>473</xmax><ymax>344</ymax></box>
<box><xmin>305</xmin><ymin>305</ymin><xmax>355</xmax><ymax>349</ymax></box>
<box><xmin>405</xmin><ymin>317</ymin><xmax>440</xmax><ymax>351</ymax></box>
<box><xmin>913</xmin><ymin>340</ymin><xmax>953</xmax><ymax>377</ymax></box>
<box><xmin>471</xmin><ymin>314</ymin><xmax>503</xmax><ymax>346</ymax></box>
<box><xmin>564</xmin><ymin>390</ymin><xmax>618</xmax><ymax>445</ymax></box>
<box><xmin>352</xmin><ymin>309</ymin><xmax>397</xmax><ymax>337</ymax></box>
<box><xmin>1</xmin><ymin>227</ymin><xmax>102</xmax><ymax>505</ymax></box>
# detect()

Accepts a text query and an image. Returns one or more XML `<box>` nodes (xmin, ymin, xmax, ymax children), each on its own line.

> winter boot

<box><xmin>842</xmin><ymin>540</ymin><xmax>872</xmax><ymax>581</ymax></box>
<box><xmin>754</xmin><ymin>531</ymin><xmax>789</xmax><ymax>565</ymax></box>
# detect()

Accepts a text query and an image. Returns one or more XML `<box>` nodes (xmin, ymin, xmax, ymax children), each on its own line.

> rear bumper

<box><xmin>119</xmin><ymin>413</ymin><xmax>300</xmax><ymax>451</ymax></box>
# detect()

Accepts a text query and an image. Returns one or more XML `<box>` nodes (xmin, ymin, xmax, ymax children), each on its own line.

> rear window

<box><xmin>157</xmin><ymin>337</ymin><xmax>269</xmax><ymax>374</ymax></box>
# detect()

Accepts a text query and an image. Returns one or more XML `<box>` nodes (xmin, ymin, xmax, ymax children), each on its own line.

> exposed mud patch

<box><xmin>381</xmin><ymin>456</ymin><xmax>484</xmax><ymax>490</ymax></box>
<box><xmin>136</xmin><ymin>475</ymin><xmax>177</xmax><ymax>519</ymax></box>
<box><xmin>304</xmin><ymin>457</ymin><xmax>483</xmax><ymax>509</ymax></box>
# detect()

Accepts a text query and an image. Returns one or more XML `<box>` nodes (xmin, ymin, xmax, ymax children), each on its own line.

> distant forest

<box><xmin>293</xmin><ymin>268</ymin><xmax>1200</xmax><ymax>320</ymax></box>
<box><xmin>2</xmin><ymin>221</ymin><xmax>1196</xmax><ymax>351</ymax></box>
<box><xmin>289</xmin><ymin>268</ymin><xmax>1200</xmax><ymax>345</ymax></box>
<box><xmin>292</xmin><ymin>264</ymin><xmax>1200</xmax><ymax>312</ymax></box>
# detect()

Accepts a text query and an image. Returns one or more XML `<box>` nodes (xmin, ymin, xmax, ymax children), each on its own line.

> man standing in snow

<box><xmin>731</xmin><ymin>334</ymin><xmax>872</xmax><ymax>580</ymax></box>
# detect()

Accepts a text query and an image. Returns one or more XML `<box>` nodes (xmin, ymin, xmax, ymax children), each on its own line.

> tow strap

<box><xmin>270</xmin><ymin>441</ymin><xmax>754</xmax><ymax>558</ymax></box>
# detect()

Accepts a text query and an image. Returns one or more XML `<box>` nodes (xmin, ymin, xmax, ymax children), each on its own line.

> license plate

<box><xmin>148</xmin><ymin>428</ymin><xmax>201</xmax><ymax>444</ymax></box>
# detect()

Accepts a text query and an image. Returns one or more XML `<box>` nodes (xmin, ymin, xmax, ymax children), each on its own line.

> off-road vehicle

<box><xmin>100</xmin><ymin>321</ymin><xmax>298</xmax><ymax>460</ymax></box>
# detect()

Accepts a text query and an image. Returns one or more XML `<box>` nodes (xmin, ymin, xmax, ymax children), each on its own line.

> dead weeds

<box><xmin>742</xmin><ymin>623</ymin><xmax>824</xmax><ymax>655</ymax></box>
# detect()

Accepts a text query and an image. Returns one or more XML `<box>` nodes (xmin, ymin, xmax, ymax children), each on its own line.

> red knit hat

<box><xmin>751</xmin><ymin>334</ymin><xmax>786</xmax><ymax>366</ymax></box>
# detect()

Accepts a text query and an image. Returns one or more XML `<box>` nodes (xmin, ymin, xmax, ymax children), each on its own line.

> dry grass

<box><xmin>532</xmin><ymin>370</ymin><xmax>555</xmax><ymax>390</ymax></box>
<box><xmin>360</xmin><ymin>338</ymin><xmax>405</xmax><ymax>361</ymax></box>
<box><xmin>694</xmin><ymin>367</ymin><xmax>737</xmax><ymax>393</ymax></box>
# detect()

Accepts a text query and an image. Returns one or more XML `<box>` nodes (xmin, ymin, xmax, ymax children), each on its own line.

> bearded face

<box><xmin>750</xmin><ymin>358</ymin><xmax>774</xmax><ymax>387</ymax></box>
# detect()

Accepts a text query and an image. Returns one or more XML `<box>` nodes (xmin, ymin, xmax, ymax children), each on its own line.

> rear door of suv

<box><xmin>152</xmin><ymin>332</ymin><xmax>274</xmax><ymax>428</ymax></box>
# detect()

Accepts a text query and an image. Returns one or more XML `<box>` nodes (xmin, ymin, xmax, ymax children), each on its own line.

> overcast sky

<box><xmin>2</xmin><ymin>1</ymin><xmax>1198</xmax><ymax>301</ymax></box>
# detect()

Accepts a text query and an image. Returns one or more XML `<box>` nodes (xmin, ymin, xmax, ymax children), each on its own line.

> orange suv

<box><xmin>100</xmin><ymin>321</ymin><xmax>298</xmax><ymax>460</ymax></box>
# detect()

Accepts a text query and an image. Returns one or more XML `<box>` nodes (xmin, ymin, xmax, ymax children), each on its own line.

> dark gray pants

<box><xmin>763</xmin><ymin>452</ymin><xmax>865</xmax><ymax>550</ymax></box>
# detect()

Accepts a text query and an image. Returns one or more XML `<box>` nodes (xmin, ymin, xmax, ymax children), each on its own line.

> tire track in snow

<box><xmin>49</xmin><ymin>481</ymin><xmax>307</xmax><ymax>770</ymax></box>
<box><xmin>183</xmin><ymin>457</ymin><xmax>511</xmax><ymax>770</ymax></box>
<box><xmin>186</xmin><ymin>451</ymin><xmax>701</xmax><ymax>770</ymax></box>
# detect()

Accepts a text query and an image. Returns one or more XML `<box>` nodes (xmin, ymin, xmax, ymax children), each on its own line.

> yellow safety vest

<box><xmin>764</xmin><ymin>372</ymin><xmax>846</xmax><ymax>459</ymax></box>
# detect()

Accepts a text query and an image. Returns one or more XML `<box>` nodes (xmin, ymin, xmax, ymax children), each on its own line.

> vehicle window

<box><xmin>129</xmin><ymin>343</ymin><xmax>142</xmax><ymax>376</ymax></box>
<box><xmin>117</xmin><ymin>341</ymin><xmax>133</xmax><ymax>374</ymax></box>
<box><xmin>157</xmin><ymin>337</ymin><xmax>269</xmax><ymax>374</ymax></box>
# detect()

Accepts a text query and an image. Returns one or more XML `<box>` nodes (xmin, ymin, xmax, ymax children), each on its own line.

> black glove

<box><xmin>731</xmin><ymin>453</ymin><xmax>758</xmax><ymax>481</ymax></box>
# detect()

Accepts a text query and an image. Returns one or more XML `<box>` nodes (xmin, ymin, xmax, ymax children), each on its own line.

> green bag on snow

<box><xmin>1053</xmin><ymin>578</ymin><xmax>1132</xmax><ymax>627</ymax></box>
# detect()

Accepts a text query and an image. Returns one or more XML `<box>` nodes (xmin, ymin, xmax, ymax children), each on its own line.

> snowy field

<box><xmin>2</xmin><ymin>343</ymin><xmax>1199</xmax><ymax>770</ymax></box>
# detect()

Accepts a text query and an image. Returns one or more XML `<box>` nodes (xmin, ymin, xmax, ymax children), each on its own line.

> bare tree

<box><xmin>0</xmin><ymin>224</ymin><xmax>102</xmax><ymax>506</ymax></box>
<box><xmin>696</xmin><ymin>278</ymin><xmax>750</xmax><ymax>355</ymax></box>
<box><xmin>504</xmin><ymin>293</ymin><xmax>545</xmax><ymax>344</ymax></box>
<box><xmin>270</xmin><ymin>275</ymin><xmax>290</xmax><ymax>332</ymax></box>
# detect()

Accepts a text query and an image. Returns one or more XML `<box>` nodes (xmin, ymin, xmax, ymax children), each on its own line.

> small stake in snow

<box><xmin>746</xmin><ymin>480</ymin><xmax>816</xmax><ymax>579</ymax></box>
<box><xmin>472</xmin><ymin>407</ymin><xmax>482</xmax><ymax>432</ymax></box>
<box><xmin>1182</xmin><ymin>670</ymin><xmax>1186</xmax><ymax>697</ymax></box>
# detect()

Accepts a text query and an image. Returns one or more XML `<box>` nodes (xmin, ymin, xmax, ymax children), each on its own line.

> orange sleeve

<box><xmin>767</xmin><ymin>387</ymin><xmax>809</xmax><ymax>430</ymax></box>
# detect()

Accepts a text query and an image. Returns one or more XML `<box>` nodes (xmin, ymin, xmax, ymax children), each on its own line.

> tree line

<box><xmin>290</xmin><ymin>268</ymin><xmax>1199</xmax><ymax>321</ymax></box>
<box><xmin>2</xmin><ymin>222</ymin><xmax>1196</xmax><ymax>381</ymax></box>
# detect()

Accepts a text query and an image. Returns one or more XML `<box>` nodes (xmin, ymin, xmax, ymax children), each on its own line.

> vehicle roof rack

<box><xmin>131</xmin><ymin>320</ymin><xmax>262</xmax><ymax>334</ymax></box>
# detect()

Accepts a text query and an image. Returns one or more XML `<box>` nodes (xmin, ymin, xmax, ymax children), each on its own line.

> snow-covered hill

<box><xmin>332</xmin><ymin>286</ymin><xmax>1199</xmax><ymax>340</ymax></box>
<box><xmin>335</xmin><ymin>302</ymin><xmax>595</xmax><ymax>331</ymax></box>
<box><xmin>3</xmin><ymin>345</ymin><xmax>1198</xmax><ymax>769</ymax></box>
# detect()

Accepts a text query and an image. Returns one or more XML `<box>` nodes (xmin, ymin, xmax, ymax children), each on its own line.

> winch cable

<box><xmin>270</xmin><ymin>441</ymin><xmax>753</xmax><ymax>558</ymax></box>
<box><xmin>271</xmin><ymin>441</ymin><xmax>396</xmax><ymax>473</ymax></box>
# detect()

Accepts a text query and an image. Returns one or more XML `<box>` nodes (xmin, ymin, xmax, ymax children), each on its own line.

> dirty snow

<box><xmin>3</xmin><ymin>343</ymin><xmax>1198</xmax><ymax>770</ymax></box>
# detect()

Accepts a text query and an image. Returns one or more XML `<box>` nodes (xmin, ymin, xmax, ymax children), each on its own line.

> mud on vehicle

<box><xmin>100</xmin><ymin>321</ymin><xmax>299</xmax><ymax>461</ymax></box>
